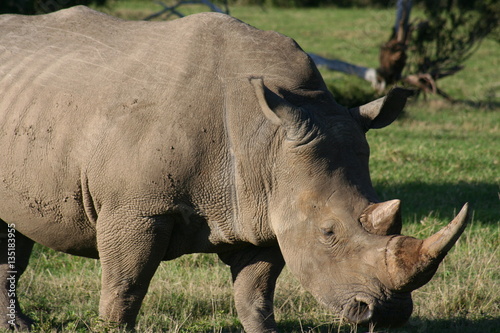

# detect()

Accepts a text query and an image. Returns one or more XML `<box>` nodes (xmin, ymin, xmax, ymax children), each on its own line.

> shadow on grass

<box><xmin>453</xmin><ymin>85</ymin><xmax>500</xmax><ymax>111</ymax></box>
<box><xmin>201</xmin><ymin>316</ymin><xmax>500</xmax><ymax>332</ymax></box>
<box><xmin>452</xmin><ymin>99</ymin><xmax>500</xmax><ymax>111</ymax></box>
<box><xmin>391</xmin><ymin>316</ymin><xmax>500</xmax><ymax>333</ymax></box>
<box><xmin>374</xmin><ymin>181</ymin><xmax>499</xmax><ymax>224</ymax></box>
<box><xmin>27</xmin><ymin>316</ymin><xmax>500</xmax><ymax>333</ymax></box>
<box><xmin>326</xmin><ymin>82</ymin><xmax>381</xmax><ymax>107</ymax></box>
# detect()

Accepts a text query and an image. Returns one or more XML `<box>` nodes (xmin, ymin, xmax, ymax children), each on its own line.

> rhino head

<box><xmin>251</xmin><ymin>78</ymin><xmax>468</xmax><ymax>327</ymax></box>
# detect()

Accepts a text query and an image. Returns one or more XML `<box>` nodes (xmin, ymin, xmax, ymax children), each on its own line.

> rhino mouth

<box><xmin>342</xmin><ymin>292</ymin><xmax>413</xmax><ymax>328</ymax></box>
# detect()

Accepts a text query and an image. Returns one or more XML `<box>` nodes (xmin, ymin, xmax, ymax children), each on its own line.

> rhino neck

<box><xmin>220</xmin><ymin>78</ymin><xmax>283</xmax><ymax>246</ymax></box>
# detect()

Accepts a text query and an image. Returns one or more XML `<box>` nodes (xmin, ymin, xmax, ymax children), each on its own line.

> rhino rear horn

<box><xmin>383</xmin><ymin>203</ymin><xmax>469</xmax><ymax>292</ymax></box>
<box><xmin>350</xmin><ymin>87</ymin><xmax>414</xmax><ymax>131</ymax></box>
<box><xmin>360</xmin><ymin>200</ymin><xmax>402</xmax><ymax>235</ymax></box>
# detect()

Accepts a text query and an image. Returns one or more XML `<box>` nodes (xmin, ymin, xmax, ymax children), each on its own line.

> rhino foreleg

<box><xmin>0</xmin><ymin>222</ymin><xmax>34</xmax><ymax>331</ymax></box>
<box><xmin>219</xmin><ymin>245</ymin><xmax>285</xmax><ymax>333</ymax></box>
<box><xmin>96</xmin><ymin>213</ymin><xmax>172</xmax><ymax>329</ymax></box>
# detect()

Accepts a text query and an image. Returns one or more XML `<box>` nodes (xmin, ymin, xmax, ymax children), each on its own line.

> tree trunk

<box><xmin>377</xmin><ymin>0</ymin><xmax>412</xmax><ymax>85</ymax></box>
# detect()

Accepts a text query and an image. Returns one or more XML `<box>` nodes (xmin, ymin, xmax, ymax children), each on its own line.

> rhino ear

<box><xmin>250</xmin><ymin>78</ymin><xmax>305</xmax><ymax>129</ymax></box>
<box><xmin>359</xmin><ymin>200</ymin><xmax>402</xmax><ymax>235</ymax></box>
<box><xmin>350</xmin><ymin>87</ymin><xmax>414</xmax><ymax>132</ymax></box>
<box><xmin>250</xmin><ymin>78</ymin><xmax>283</xmax><ymax>126</ymax></box>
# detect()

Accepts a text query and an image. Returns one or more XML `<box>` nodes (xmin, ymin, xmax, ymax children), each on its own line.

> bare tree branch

<box><xmin>308</xmin><ymin>53</ymin><xmax>385</xmax><ymax>91</ymax></box>
<box><xmin>144</xmin><ymin>0</ymin><xmax>229</xmax><ymax>20</ymax></box>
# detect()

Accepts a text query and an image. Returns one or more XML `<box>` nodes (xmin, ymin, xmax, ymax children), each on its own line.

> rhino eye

<box><xmin>319</xmin><ymin>224</ymin><xmax>342</xmax><ymax>248</ymax></box>
<box><xmin>320</xmin><ymin>227</ymin><xmax>334</xmax><ymax>237</ymax></box>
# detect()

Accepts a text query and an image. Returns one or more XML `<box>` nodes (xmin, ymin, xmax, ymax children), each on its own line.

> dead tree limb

<box><xmin>144</xmin><ymin>0</ymin><xmax>229</xmax><ymax>20</ymax></box>
<box><xmin>308</xmin><ymin>53</ymin><xmax>384</xmax><ymax>91</ymax></box>
<box><xmin>308</xmin><ymin>1</ymin><xmax>413</xmax><ymax>93</ymax></box>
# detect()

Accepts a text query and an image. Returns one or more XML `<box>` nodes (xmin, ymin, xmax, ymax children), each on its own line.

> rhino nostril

<box><xmin>345</xmin><ymin>299</ymin><xmax>374</xmax><ymax>324</ymax></box>
<box><xmin>355</xmin><ymin>301</ymin><xmax>373</xmax><ymax>323</ymax></box>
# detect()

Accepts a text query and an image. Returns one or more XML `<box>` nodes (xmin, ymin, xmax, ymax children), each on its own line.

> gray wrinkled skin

<box><xmin>0</xmin><ymin>7</ymin><xmax>458</xmax><ymax>332</ymax></box>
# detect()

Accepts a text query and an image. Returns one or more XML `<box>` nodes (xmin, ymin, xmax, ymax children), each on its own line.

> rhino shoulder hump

<box><xmin>48</xmin><ymin>5</ymin><xmax>114</xmax><ymax>20</ymax></box>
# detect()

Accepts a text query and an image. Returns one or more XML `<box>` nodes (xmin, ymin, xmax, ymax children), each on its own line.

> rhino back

<box><xmin>0</xmin><ymin>7</ymin><xmax>327</xmax><ymax>256</ymax></box>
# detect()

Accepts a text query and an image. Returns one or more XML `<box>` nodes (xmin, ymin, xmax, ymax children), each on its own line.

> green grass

<box><xmin>13</xmin><ymin>3</ymin><xmax>500</xmax><ymax>333</ymax></box>
<box><xmin>369</xmin><ymin>103</ymin><xmax>499</xmax><ymax>224</ymax></box>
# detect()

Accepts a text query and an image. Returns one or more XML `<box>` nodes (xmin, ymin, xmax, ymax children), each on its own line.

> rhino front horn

<box><xmin>383</xmin><ymin>203</ymin><xmax>469</xmax><ymax>292</ymax></box>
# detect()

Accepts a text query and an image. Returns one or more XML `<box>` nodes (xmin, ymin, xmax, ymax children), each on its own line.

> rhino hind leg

<box><xmin>96</xmin><ymin>213</ymin><xmax>172</xmax><ymax>329</ymax></box>
<box><xmin>0</xmin><ymin>222</ymin><xmax>34</xmax><ymax>331</ymax></box>
<box><xmin>219</xmin><ymin>245</ymin><xmax>285</xmax><ymax>333</ymax></box>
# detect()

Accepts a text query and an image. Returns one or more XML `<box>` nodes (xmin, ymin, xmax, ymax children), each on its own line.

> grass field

<box><xmin>11</xmin><ymin>2</ymin><xmax>500</xmax><ymax>332</ymax></box>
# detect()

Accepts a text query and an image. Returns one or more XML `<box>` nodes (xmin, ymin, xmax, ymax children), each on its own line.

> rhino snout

<box><xmin>343</xmin><ymin>292</ymin><xmax>413</xmax><ymax>328</ymax></box>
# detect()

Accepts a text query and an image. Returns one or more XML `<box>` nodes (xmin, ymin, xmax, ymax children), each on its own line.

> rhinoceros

<box><xmin>0</xmin><ymin>6</ymin><xmax>468</xmax><ymax>332</ymax></box>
